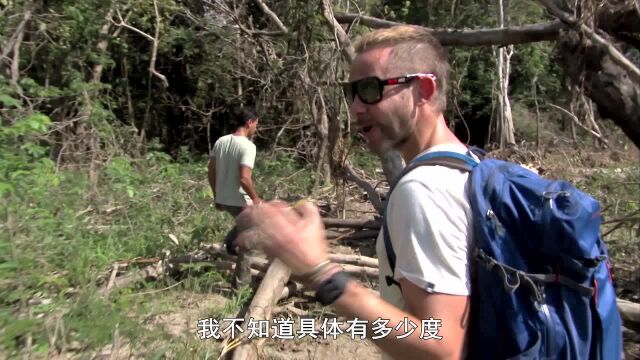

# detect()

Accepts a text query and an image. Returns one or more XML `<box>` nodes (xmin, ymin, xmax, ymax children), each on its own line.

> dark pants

<box><xmin>216</xmin><ymin>203</ymin><xmax>255</xmax><ymax>289</ymax></box>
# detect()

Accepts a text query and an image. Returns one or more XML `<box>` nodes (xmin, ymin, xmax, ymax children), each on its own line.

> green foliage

<box><xmin>350</xmin><ymin>147</ymin><xmax>382</xmax><ymax>176</ymax></box>
<box><xmin>0</xmin><ymin>115</ymin><xmax>235</xmax><ymax>354</ymax></box>
<box><xmin>253</xmin><ymin>154</ymin><xmax>317</xmax><ymax>200</ymax></box>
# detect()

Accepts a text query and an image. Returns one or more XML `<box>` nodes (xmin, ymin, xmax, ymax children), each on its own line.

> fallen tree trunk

<box><xmin>556</xmin><ymin>29</ymin><xmax>640</xmax><ymax>149</ymax></box>
<box><xmin>335</xmin><ymin>13</ymin><xmax>563</xmax><ymax>47</ymax></box>
<box><xmin>230</xmin><ymin>259</ymin><xmax>291</xmax><ymax>360</ymax></box>
<box><xmin>334</xmin><ymin>6</ymin><xmax>639</xmax><ymax>48</ymax></box>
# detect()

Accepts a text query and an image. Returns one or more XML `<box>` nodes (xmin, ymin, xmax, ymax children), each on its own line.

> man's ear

<box><xmin>417</xmin><ymin>76</ymin><xmax>436</xmax><ymax>105</ymax></box>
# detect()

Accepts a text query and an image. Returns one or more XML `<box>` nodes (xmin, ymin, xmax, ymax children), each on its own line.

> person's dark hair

<box><xmin>229</xmin><ymin>104</ymin><xmax>258</xmax><ymax>130</ymax></box>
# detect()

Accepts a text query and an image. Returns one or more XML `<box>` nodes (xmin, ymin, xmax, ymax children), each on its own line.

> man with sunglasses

<box><xmin>234</xmin><ymin>25</ymin><xmax>476</xmax><ymax>359</ymax></box>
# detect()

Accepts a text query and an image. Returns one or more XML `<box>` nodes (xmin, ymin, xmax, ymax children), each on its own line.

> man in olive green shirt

<box><xmin>208</xmin><ymin>106</ymin><xmax>261</xmax><ymax>288</ymax></box>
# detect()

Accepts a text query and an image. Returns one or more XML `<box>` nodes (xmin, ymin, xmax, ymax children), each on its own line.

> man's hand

<box><xmin>235</xmin><ymin>200</ymin><xmax>328</xmax><ymax>275</ymax></box>
<box><xmin>234</xmin><ymin>200</ymin><xmax>468</xmax><ymax>359</ymax></box>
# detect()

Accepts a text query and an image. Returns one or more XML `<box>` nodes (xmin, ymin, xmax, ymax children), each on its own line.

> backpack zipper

<box><xmin>538</xmin><ymin>290</ymin><xmax>556</xmax><ymax>357</ymax></box>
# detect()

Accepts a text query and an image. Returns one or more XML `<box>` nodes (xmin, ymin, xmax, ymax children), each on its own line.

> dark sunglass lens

<box><xmin>356</xmin><ymin>77</ymin><xmax>381</xmax><ymax>104</ymax></box>
<box><xmin>342</xmin><ymin>83</ymin><xmax>355</xmax><ymax>103</ymax></box>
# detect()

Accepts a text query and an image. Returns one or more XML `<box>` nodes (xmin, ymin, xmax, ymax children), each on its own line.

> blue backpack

<box><xmin>382</xmin><ymin>149</ymin><xmax>623</xmax><ymax>360</ymax></box>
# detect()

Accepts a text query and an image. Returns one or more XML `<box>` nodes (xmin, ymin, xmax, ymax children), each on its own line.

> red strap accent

<box><xmin>593</xmin><ymin>279</ymin><xmax>598</xmax><ymax>305</ymax></box>
<box><xmin>606</xmin><ymin>260</ymin><xmax>615</xmax><ymax>285</ymax></box>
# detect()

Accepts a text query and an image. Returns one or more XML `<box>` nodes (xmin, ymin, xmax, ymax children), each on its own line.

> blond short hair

<box><xmin>353</xmin><ymin>25</ymin><xmax>450</xmax><ymax>112</ymax></box>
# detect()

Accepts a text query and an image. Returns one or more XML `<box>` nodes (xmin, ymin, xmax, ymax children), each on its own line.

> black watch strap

<box><xmin>314</xmin><ymin>271</ymin><xmax>352</xmax><ymax>306</ymax></box>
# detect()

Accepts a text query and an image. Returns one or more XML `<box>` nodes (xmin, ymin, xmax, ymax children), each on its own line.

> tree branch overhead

<box><xmin>334</xmin><ymin>13</ymin><xmax>564</xmax><ymax>46</ymax></box>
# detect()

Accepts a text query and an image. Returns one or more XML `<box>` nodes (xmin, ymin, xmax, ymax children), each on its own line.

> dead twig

<box><xmin>548</xmin><ymin>104</ymin><xmax>609</xmax><ymax>145</ymax></box>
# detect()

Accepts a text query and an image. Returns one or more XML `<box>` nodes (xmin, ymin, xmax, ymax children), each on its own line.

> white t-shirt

<box><xmin>210</xmin><ymin>134</ymin><xmax>256</xmax><ymax>207</ymax></box>
<box><xmin>375</xmin><ymin>143</ymin><xmax>477</xmax><ymax>359</ymax></box>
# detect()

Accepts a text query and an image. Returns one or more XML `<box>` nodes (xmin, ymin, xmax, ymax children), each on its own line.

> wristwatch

<box><xmin>314</xmin><ymin>271</ymin><xmax>352</xmax><ymax>306</ymax></box>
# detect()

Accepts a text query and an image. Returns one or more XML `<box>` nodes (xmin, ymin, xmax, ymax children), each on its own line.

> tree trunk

<box><xmin>495</xmin><ymin>0</ymin><xmax>516</xmax><ymax>148</ymax></box>
<box><xmin>312</xmin><ymin>92</ymin><xmax>331</xmax><ymax>186</ymax></box>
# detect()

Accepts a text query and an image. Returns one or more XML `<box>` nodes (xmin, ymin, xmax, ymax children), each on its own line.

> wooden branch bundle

<box><xmin>99</xmin><ymin>245</ymin><xmax>640</xmax><ymax>345</ymax></box>
<box><xmin>97</xmin><ymin>218</ymin><xmax>380</xmax><ymax>301</ymax></box>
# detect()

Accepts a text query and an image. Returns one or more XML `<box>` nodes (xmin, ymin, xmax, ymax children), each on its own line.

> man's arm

<box><xmin>239</xmin><ymin>165</ymin><xmax>261</xmax><ymax>204</ymax></box>
<box><xmin>208</xmin><ymin>159</ymin><xmax>216</xmax><ymax>197</ymax></box>
<box><xmin>308</xmin><ymin>262</ymin><xmax>468</xmax><ymax>359</ymax></box>
<box><xmin>335</xmin><ymin>281</ymin><xmax>468</xmax><ymax>359</ymax></box>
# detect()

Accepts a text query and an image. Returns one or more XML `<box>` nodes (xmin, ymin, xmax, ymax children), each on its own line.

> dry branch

<box><xmin>9</xmin><ymin>10</ymin><xmax>30</xmax><ymax>84</ymax></box>
<box><xmin>548</xmin><ymin>103</ymin><xmax>609</xmax><ymax>144</ymax></box>
<box><xmin>230</xmin><ymin>259</ymin><xmax>291</xmax><ymax>360</ymax></box>
<box><xmin>322</xmin><ymin>217</ymin><xmax>382</xmax><ymax>229</ymax></box>
<box><xmin>1</xmin><ymin>10</ymin><xmax>32</xmax><ymax>61</ymax></box>
<box><xmin>342</xmin><ymin>164</ymin><xmax>384</xmax><ymax>214</ymax></box>
<box><xmin>331</xmin><ymin>229</ymin><xmax>380</xmax><ymax>241</ymax></box>
<box><xmin>618</xmin><ymin>298</ymin><xmax>640</xmax><ymax>332</ymax></box>
<box><xmin>204</xmin><ymin>243</ymin><xmax>379</xmax><ymax>273</ymax></box>
<box><xmin>337</xmin><ymin>263</ymin><xmax>379</xmax><ymax>279</ymax></box>
<box><xmin>320</xmin><ymin>0</ymin><xmax>355</xmax><ymax>62</ymax></box>
<box><xmin>329</xmin><ymin>254</ymin><xmax>379</xmax><ymax>268</ymax></box>
<box><xmin>113</xmin><ymin>4</ymin><xmax>169</xmax><ymax>88</ymax></box>
<box><xmin>104</xmin><ymin>264</ymin><xmax>120</xmax><ymax>293</ymax></box>
<box><xmin>99</xmin><ymin>260</ymin><xmax>165</xmax><ymax>297</ymax></box>
<box><xmin>252</xmin><ymin>0</ymin><xmax>288</xmax><ymax>33</ymax></box>
<box><xmin>150</xmin><ymin>0</ymin><xmax>169</xmax><ymax>88</ymax></box>
<box><xmin>334</xmin><ymin>13</ymin><xmax>563</xmax><ymax>47</ymax></box>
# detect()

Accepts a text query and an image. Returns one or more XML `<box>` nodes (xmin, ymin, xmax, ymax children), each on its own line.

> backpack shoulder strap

<box><xmin>383</xmin><ymin>150</ymin><xmax>478</xmax><ymax>288</ymax></box>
